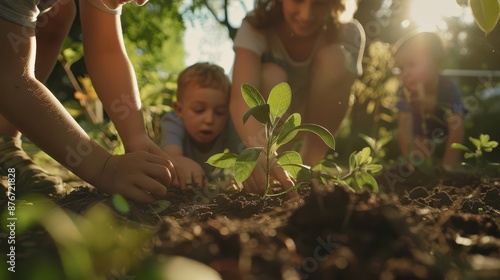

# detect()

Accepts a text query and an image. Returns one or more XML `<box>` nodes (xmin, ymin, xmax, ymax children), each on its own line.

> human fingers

<box><xmin>148</xmin><ymin>146</ymin><xmax>182</xmax><ymax>187</ymax></box>
<box><xmin>118</xmin><ymin>184</ymin><xmax>156</xmax><ymax>204</ymax></box>
<box><xmin>193</xmin><ymin>173</ymin><xmax>204</xmax><ymax>188</ymax></box>
<box><xmin>139</xmin><ymin>156</ymin><xmax>174</xmax><ymax>187</ymax></box>
<box><xmin>136</xmin><ymin>176</ymin><xmax>167</xmax><ymax>198</ymax></box>
<box><xmin>141</xmin><ymin>152</ymin><xmax>180</xmax><ymax>187</ymax></box>
<box><xmin>244</xmin><ymin>174</ymin><xmax>258</xmax><ymax>194</ymax></box>
<box><xmin>271</xmin><ymin>166</ymin><xmax>298</xmax><ymax>198</ymax></box>
<box><xmin>243</xmin><ymin>169</ymin><xmax>265</xmax><ymax>195</ymax></box>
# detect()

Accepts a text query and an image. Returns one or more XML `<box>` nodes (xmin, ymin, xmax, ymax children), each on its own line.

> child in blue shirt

<box><xmin>394</xmin><ymin>31</ymin><xmax>464</xmax><ymax>171</ymax></box>
<box><xmin>161</xmin><ymin>62</ymin><xmax>244</xmax><ymax>187</ymax></box>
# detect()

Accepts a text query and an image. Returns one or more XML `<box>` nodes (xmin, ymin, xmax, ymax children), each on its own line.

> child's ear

<box><xmin>174</xmin><ymin>101</ymin><xmax>183</xmax><ymax>117</ymax></box>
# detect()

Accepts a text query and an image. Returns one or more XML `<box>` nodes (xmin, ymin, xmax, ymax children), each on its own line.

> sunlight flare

<box><xmin>409</xmin><ymin>0</ymin><xmax>463</xmax><ymax>31</ymax></box>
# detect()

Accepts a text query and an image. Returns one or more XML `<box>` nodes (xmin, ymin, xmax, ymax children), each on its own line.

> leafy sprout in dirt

<box><xmin>359</xmin><ymin>133</ymin><xmax>393</xmax><ymax>164</ymax></box>
<box><xmin>207</xmin><ymin>82</ymin><xmax>335</xmax><ymax>197</ymax></box>
<box><xmin>452</xmin><ymin>133</ymin><xmax>500</xmax><ymax>174</ymax></box>
<box><xmin>314</xmin><ymin>147</ymin><xmax>383</xmax><ymax>192</ymax></box>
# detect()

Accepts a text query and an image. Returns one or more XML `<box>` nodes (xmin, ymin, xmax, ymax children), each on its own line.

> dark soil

<box><xmin>2</xmin><ymin>172</ymin><xmax>500</xmax><ymax>279</ymax></box>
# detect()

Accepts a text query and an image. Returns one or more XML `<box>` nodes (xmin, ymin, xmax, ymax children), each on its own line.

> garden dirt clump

<box><xmin>2</xmin><ymin>176</ymin><xmax>500</xmax><ymax>279</ymax></box>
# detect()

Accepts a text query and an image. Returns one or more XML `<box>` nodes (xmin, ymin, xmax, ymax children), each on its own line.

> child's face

<box><xmin>175</xmin><ymin>85</ymin><xmax>229</xmax><ymax>147</ymax></box>
<box><xmin>281</xmin><ymin>0</ymin><xmax>333</xmax><ymax>37</ymax></box>
<box><xmin>395</xmin><ymin>44</ymin><xmax>439</xmax><ymax>94</ymax></box>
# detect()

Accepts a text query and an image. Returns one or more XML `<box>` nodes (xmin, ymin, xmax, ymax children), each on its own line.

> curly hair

<box><xmin>245</xmin><ymin>0</ymin><xmax>350</xmax><ymax>43</ymax></box>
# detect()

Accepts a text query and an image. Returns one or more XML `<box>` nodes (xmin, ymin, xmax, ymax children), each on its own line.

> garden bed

<box><xmin>2</xmin><ymin>169</ymin><xmax>500</xmax><ymax>280</ymax></box>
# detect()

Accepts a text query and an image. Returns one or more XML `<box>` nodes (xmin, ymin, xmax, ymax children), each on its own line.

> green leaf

<box><xmin>241</xmin><ymin>83</ymin><xmax>266</xmax><ymax>108</ymax></box>
<box><xmin>111</xmin><ymin>194</ymin><xmax>130</xmax><ymax>214</ymax></box>
<box><xmin>277</xmin><ymin>151</ymin><xmax>304</xmax><ymax>178</ymax></box>
<box><xmin>349</xmin><ymin>151</ymin><xmax>357</xmax><ymax>173</ymax></box>
<box><xmin>313</xmin><ymin>159</ymin><xmax>342</xmax><ymax>175</ymax></box>
<box><xmin>378</xmin><ymin>136</ymin><xmax>393</xmax><ymax>148</ymax></box>
<box><xmin>469</xmin><ymin>0</ymin><xmax>500</xmax><ymax>35</ymax></box>
<box><xmin>464</xmin><ymin>152</ymin><xmax>476</xmax><ymax>159</ymax></box>
<box><xmin>234</xmin><ymin>148</ymin><xmax>263</xmax><ymax>183</ymax></box>
<box><xmin>267</xmin><ymin>82</ymin><xmax>291</xmax><ymax>122</ymax></box>
<box><xmin>354</xmin><ymin>171</ymin><xmax>365</xmax><ymax>191</ymax></box>
<box><xmin>275</xmin><ymin>113</ymin><xmax>301</xmax><ymax>147</ymax></box>
<box><xmin>451</xmin><ymin>143</ymin><xmax>471</xmax><ymax>152</ymax></box>
<box><xmin>207</xmin><ymin>152</ymin><xmax>238</xmax><ymax>169</ymax></box>
<box><xmin>277</xmin><ymin>124</ymin><xmax>335</xmax><ymax>150</ymax></box>
<box><xmin>357</xmin><ymin>147</ymin><xmax>372</xmax><ymax>165</ymax></box>
<box><xmin>486</xmin><ymin>141</ymin><xmax>499</xmax><ymax>149</ymax></box>
<box><xmin>469</xmin><ymin>136</ymin><xmax>481</xmax><ymax>150</ymax></box>
<box><xmin>151</xmin><ymin>200</ymin><xmax>171</xmax><ymax>214</ymax></box>
<box><xmin>364</xmin><ymin>164</ymin><xmax>383</xmax><ymax>174</ymax></box>
<box><xmin>360</xmin><ymin>172</ymin><xmax>379</xmax><ymax>192</ymax></box>
<box><xmin>480</xmin><ymin>134</ymin><xmax>491</xmax><ymax>145</ymax></box>
<box><xmin>296</xmin><ymin>168</ymin><xmax>313</xmax><ymax>181</ymax></box>
<box><xmin>243</xmin><ymin>104</ymin><xmax>270</xmax><ymax>125</ymax></box>
<box><xmin>359</xmin><ymin>133</ymin><xmax>376</xmax><ymax>150</ymax></box>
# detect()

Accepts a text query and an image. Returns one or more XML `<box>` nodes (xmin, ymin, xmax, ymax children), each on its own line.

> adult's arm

<box><xmin>79</xmin><ymin>0</ymin><xmax>183</xmax><ymax>187</ymax></box>
<box><xmin>79</xmin><ymin>0</ymin><xmax>150</xmax><ymax>152</ymax></box>
<box><xmin>0</xmin><ymin>17</ymin><xmax>170</xmax><ymax>203</ymax></box>
<box><xmin>398</xmin><ymin>111</ymin><xmax>413</xmax><ymax>158</ymax></box>
<box><xmin>442</xmin><ymin>113</ymin><xmax>464</xmax><ymax>169</ymax></box>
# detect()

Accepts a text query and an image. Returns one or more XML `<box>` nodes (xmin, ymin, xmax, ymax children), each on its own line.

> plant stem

<box><xmin>264</xmin><ymin>124</ymin><xmax>272</xmax><ymax>197</ymax></box>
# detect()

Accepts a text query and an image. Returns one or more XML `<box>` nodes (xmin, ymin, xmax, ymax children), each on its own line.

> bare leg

<box><xmin>260</xmin><ymin>63</ymin><xmax>288</xmax><ymax>97</ymax></box>
<box><xmin>301</xmin><ymin>44</ymin><xmax>356</xmax><ymax>165</ymax></box>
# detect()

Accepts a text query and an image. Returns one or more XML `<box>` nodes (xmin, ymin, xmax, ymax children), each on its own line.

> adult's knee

<box><xmin>313</xmin><ymin>44</ymin><xmax>357</xmax><ymax>82</ymax></box>
<box><xmin>261</xmin><ymin>63</ymin><xmax>288</xmax><ymax>94</ymax></box>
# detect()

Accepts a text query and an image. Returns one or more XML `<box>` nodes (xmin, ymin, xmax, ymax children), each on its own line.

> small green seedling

<box><xmin>315</xmin><ymin>147</ymin><xmax>383</xmax><ymax>192</ymax></box>
<box><xmin>207</xmin><ymin>82</ymin><xmax>335</xmax><ymax>197</ymax></box>
<box><xmin>359</xmin><ymin>133</ymin><xmax>392</xmax><ymax>164</ymax></box>
<box><xmin>452</xmin><ymin>134</ymin><xmax>500</xmax><ymax>174</ymax></box>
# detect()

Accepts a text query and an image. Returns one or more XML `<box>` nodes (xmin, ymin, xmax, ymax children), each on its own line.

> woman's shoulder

<box><xmin>234</xmin><ymin>16</ymin><xmax>270</xmax><ymax>54</ymax></box>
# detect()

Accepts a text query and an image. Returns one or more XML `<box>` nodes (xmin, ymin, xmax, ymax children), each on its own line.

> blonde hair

<box><xmin>177</xmin><ymin>62</ymin><xmax>231</xmax><ymax>101</ymax></box>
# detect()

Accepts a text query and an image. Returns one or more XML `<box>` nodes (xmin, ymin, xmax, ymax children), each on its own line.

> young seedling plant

<box><xmin>313</xmin><ymin>147</ymin><xmax>383</xmax><ymax>192</ymax></box>
<box><xmin>207</xmin><ymin>82</ymin><xmax>335</xmax><ymax>197</ymax></box>
<box><xmin>452</xmin><ymin>134</ymin><xmax>500</xmax><ymax>175</ymax></box>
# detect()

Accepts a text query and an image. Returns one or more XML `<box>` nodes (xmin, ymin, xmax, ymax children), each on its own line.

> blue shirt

<box><xmin>160</xmin><ymin>111</ymin><xmax>245</xmax><ymax>175</ymax></box>
<box><xmin>396</xmin><ymin>75</ymin><xmax>464</xmax><ymax>139</ymax></box>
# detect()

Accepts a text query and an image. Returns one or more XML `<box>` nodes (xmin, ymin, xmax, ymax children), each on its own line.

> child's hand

<box><xmin>122</xmin><ymin>135</ymin><xmax>185</xmax><ymax>188</ymax></box>
<box><xmin>170</xmin><ymin>156</ymin><xmax>207</xmax><ymax>190</ymax></box>
<box><xmin>93</xmin><ymin>152</ymin><xmax>174</xmax><ymax>204</ymax></box>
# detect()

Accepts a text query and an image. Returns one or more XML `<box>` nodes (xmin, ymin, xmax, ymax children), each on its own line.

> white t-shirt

<box><xmin>233</xmin><ymin>18</ymin><xmax>364</xmax><ymax>110</ymax></box>
<box><xmin>0</xmin><ymin>0</ymin><xmax>121</xmax><ymax>29</ymax></box>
